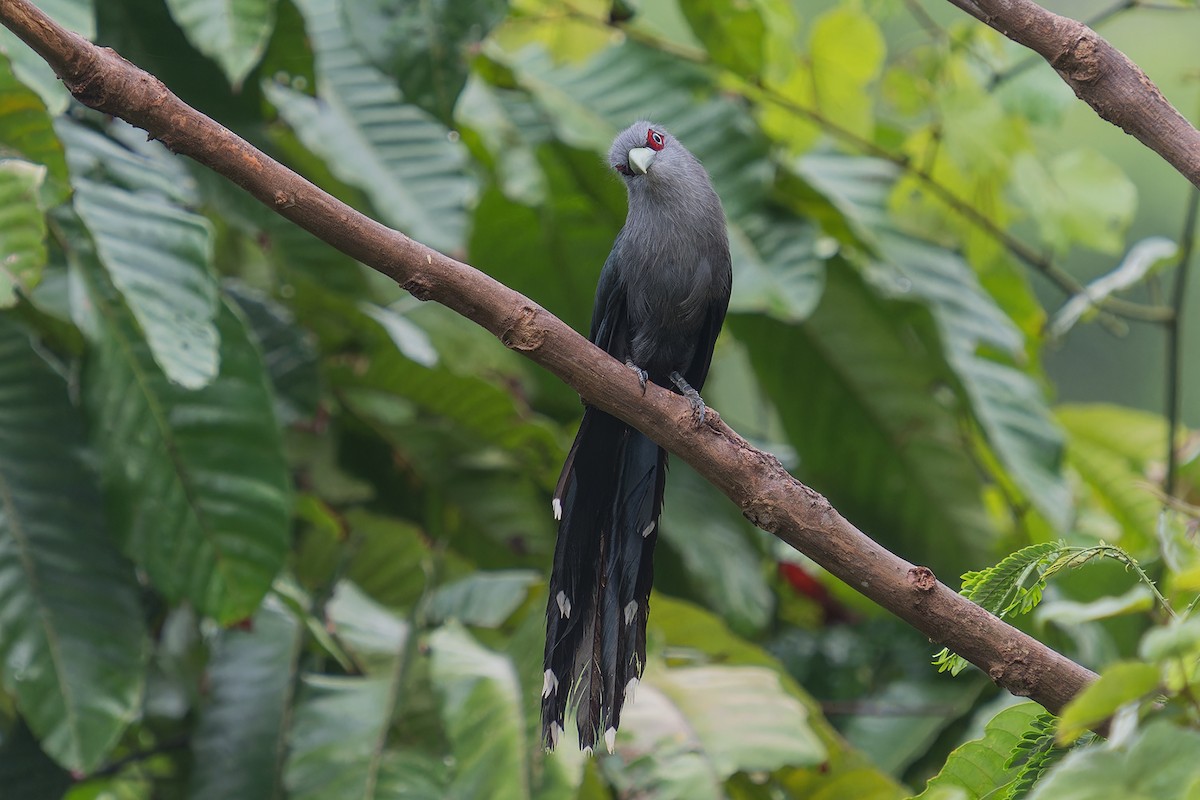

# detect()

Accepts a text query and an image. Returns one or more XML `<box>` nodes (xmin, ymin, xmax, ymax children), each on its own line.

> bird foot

<box><xmin>669</xmin><ymin>371</ymin><xmax>706</xmax><ymax>426</ymax></box>
<box><xmin>625</xmin><ymin>360</ymin><xmax>648</xmax><ymax>394</ymax></box>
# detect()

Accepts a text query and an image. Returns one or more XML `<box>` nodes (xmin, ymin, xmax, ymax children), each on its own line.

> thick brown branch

<box><xmin>947</xmin><ymin>0</ymin><xmax>1200</xmax><ymax>189</ymax></box>
<box><xmin>0</xmin><ymin>0</ymin><xmax>1097</xmax><ymax>713</ymax></box>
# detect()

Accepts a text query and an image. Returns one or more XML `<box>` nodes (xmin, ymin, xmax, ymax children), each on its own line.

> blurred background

<box><xmin>0</xmin><ymin>0</ymin><xmax>1198</xmax><ymax>797</ymax></box>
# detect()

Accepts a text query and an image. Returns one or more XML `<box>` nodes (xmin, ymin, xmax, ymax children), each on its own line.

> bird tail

<box><xmin>541</xmin><ymin>407</ymin><xmax>666</xmax><ymax>753</ymax></box>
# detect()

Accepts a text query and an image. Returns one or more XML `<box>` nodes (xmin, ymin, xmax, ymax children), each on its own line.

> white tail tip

<box><xmin>623</xmin><ymin>600</ymin><xmax>638</xmax><ymax>626</ymax></box>
<box><xmin>641</xmin><ymin>521</ymin><xmax>655</xmax><ymax>538</ymax></box>
<box><xmin>542</xmin><ymin>668</ymin><xmax>559</xmax><ymax>698</ymax></box>
<box><xmin>604</xmin><ymin>726</ymin><xmax>617</xmax><ymax>754</ymax></box>
<box><xmin>552</xmin><ymin>497</ymin><xmax>562</xmax><ymax>520</ymax></box>
<box><xmin>556</xmin><ymin>590</ymin><xmax>572</xmax><ymax>619</ymax></box>
<box><xmin>624</xmin><ymin>677</ymin><xmax>639</xmax><ymax>703</ymax></box>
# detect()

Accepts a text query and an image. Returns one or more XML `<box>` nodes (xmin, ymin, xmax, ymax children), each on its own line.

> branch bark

<box><xmin>0</xmin><ymin>0</ymin><xmax>1097</xmax><ymax>714</ymax></box>
<box><xmin>945</xmin><ymin>0</ymin><xmax>1200</xmax><ymax>190</ymax></box>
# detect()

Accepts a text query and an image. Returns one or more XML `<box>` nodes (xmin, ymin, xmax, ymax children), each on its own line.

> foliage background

<box><xmin>0</xmin><ymin>0</ymin><xmax>1198</xmax><ymax>797</ymax></box>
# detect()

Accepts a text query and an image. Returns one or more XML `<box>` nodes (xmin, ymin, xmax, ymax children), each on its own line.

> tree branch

<box><xmin>0</xmin><ymin>0</ymin><xmax>1097</xmax><ymax>714</ymax></box>
<box><xmin>945</xmin><ymin>0</ymin><xmax>1200</xmax><ymax>190</ymax></box>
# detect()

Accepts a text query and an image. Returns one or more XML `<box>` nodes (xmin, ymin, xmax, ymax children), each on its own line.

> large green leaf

<box><xmin>617</xmin><ymin>662</ymin><xmax>824</xmax><ymax>790</ymax></box>
<box><xmin>283</xmin><ymin>675</ymin><xmax>398</xmax><ymax>800</ymax></box>
<box><xmin>0</xmin><ymin>316</ymin><xmax>146</xmax><ymax>772</ymax></box>
<box><xmin>660</xmin><ymin>464</ymin><xmax>773</xmax><ymax>636</ymax></box>
<box><xmin>1056</xmin><ymin>404</ymin><xmax>1166</xmax><ymax>550</ymax></box>
<box><xmin>794</xmin><ymin>155</ymin><xmax>1069</xmax><ymax>531</ymax></box>
<box><xmin>342</xmin><ymin>0</ymin><xmax>507</xmax><ymax>125</ymax></box>
<box><xmin>733</xmin><ymin>265</ymin><xmax>993</xmax><ymax>573</ymax></box>
<box><xmin>224</xmin><ymin>281</ymin><xmax>320</xmax><ymax>425</ymax></box>
<box><xmin>427</xmin><ymin>570</ymin><xmax>539</xmax><ymax>628</ymax></box>
<box><xmin>0</xmin><ymin>53</ymin><xmax>69</xmax><ymax>204</ymax></box>
<box><xmin>70</xmin><ymin>229</ymin><xmax>291</xmax><ymax>623</ymax></box>
<box><xmin>679</xmin><ymin>0</ymin><xmax>768</xmax><ymax>77</ymax></box>
<box><xmin>268</xmin><ymin>0</ymin><xmax>475</xmax><ymax>254</ymax></box>
<box><xmin>1011</xmin><ymin>149</ymin><xmax>1137</xmax><ymax>256</ymax></box>
<box><xmin>913</xmin><ymin>701</ymin><xmax>1043</xmax><ymax>798</ymax></box>
<box><xmin>59</xmin><ymin>119</ymin><xmax>220</xmax><ymax>390</ymax></box>
<box><xmin>0</xmin><ymin>160</ymin><xmax>47</xmax><ymax>306</ymax></box>
<box><xmin>164</xmin><ymin>0</ymin><xmax>277</xmax><ymax>88</ymax></box>
<box><xmin>429</xmin><ymin>623</ymin><xmax>529</xmax><ymax>800</ymax></box>
<box><xmin>1028</xmin><ymin>721</ymin><xmax>1200</xmax><ymax>800</ymax></box>
<box><xmin>188</xmin><ymin>595</ymin><xmax>303</xmax><ymax>800</ymax></box>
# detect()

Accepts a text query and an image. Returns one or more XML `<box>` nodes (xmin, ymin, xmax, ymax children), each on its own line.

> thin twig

<box><xmin>1165</xmin><ymin>188</ymin><xmax>1199</xmax><ymax>496</ymax></box>
<box><xmin>79</xmin><ymin>735</ymin><xmax>190</xmax><ymax>781</ymax></box>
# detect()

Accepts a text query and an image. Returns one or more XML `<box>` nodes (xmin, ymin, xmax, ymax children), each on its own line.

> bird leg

<box><xmin>669</xmin><ymin>371</ymin><xmax>706</xmax><ymax>425</ymax></box>
<box><xmin>625</xmin><ymin>360</ymin><xmax>648</xmax><ymax>394</ymax></box>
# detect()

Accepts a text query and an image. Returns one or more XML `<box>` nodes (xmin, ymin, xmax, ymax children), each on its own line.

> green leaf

<box><xmin>224</xmin><ymin>281</ymin><xmax>321</xmax><ymax>425</ymax></box>
<box><xmin>732</xmin><ymin>265</ymin><xmax>994</xmax><ymax>573</ymax></box>
<box><xmin>283</xmin><ymin>674</ymin><xmax>398</xmax><ymax>800</ymax></box>
<box><xmin>188</xmin><ymin>595</ymin><xmax>303</xmax><ymax>800</ymax></box>
<box><xmin>0</xmin><ymin>53</ymin><xmax>69</xmax><ymax>204</ymax></box>
<box><xmin>59</xmin><ymin>119</ymin><xmax>220</xmax><ymax>390</ymax></box>
<box><xmin>680</xmin><ymin>0</ymin><xmax>767</xmax><ymax>76</ymax></box>
<box><xmin>325</xmin><ymin>580</ymin><xmax>410</xmax><ymax>674</ymax></box>
<box><xmin>342</xmin><ymin>0</ymin><xmax>507</xmax><ymax>125</ymax></box>
<box><xmin>1057</xmin><ymin>661</ymin><xmax>1159</xmax><ymax>744</ymax></box>
<box><xmin>0</xmin><ymin>315</ymin><xmax>146</xmax><ymax>772</ymax></box>
<box><xmin>808</xmin><ymin>5</ymin><xmax>885</xmax><ymax>138</ymax></box>
<box><xmin>660</xmin><ymin>464</ymin><xmax>773</xmax><ymax>636</ymax></box>
<box><xmin>621</xmin><ymin>663</ymin><xmax>825</xmax><ymax>779</ymax></box>
<box><xmin>71</xmin><ymin>230</ymin><xmax>291</xmax><ymax>623</ymax></box>
<box><xmin>791</xmin><ymin>155</ymin><xmax>1069</xmax><ymax>531</ymax></box>
<box><xmin>1011</xmin><ymin>149</ymin><xmax>1137</xmax><ymax>256</ymax></box>
<box><xmin>841</xmin><ymin>677</ymin><xmax>986</xmax><ymax>776</ymax></box>
<box><xmin>0</xmin><ymin>160</ymin><xmax>47</xmax><ymax>306</ymax></box>
<box><xmin>1139</xmin><ymin>616</ymin><xmax>1200</xmax><ymax>663</ymax></box>
<box><xmin>1057</xmin><ymin>404</ymin><xmax>1165</xmax><ymax>549</ymax></box>
<box><xmin>268</xmin><ymin>0</ymin><xmax>475</xmax><ymax>253</ymax></box>
<box><xmin>759</xmin><ymin>6</ymin><xmax>885</xmax><ymax>151</ymax></box>
<box><xmin>427</xmin><ymin>571</ymin><xmax>539</xmax><ymax>628</ymax></box>
<box><xmin>1035</xmin><ymin>584</ymin><xmax>1155</xmax><ymax>627</ymax></box>
<box><xmin>1048</xmin><ymin>237</ymin><xmax>1178</xmax><ymax>338</ymax></box>
<box><xmin>163</xmin><ymin>0</ymin><xmax>277</xmax><ymax>88</ymax></box>
<box><xmin>0</xmin><ymin>721</ymin><xmax>72</xmax><ymax>798</ymax></box>
<box><xmin>913</xmin><ymin>702</ymin><xmax>1044</xmax><ymax>798</ymax></box>
<box><xmin>429</xmin><ymin>623</ymin><xmax>529</xmax><ymax>799</ymax></box>
<box><xmin>1027</xmin><ymin>721</ymin><xmax>1200</xmax><ymax>800</ymax></box>
<box><xmin>727</xmin><ymin>208</ymin><xmax>826</xmax><ymax>323</ymax></box>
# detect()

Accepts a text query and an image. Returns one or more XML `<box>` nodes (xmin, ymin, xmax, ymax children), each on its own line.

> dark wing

<box><xmin>588</xmin><ymin>237</ymin><xmax>630</xmax><ymax>360</ymax></box>
<box><xmin>682</xmin><ymin>285</ymin><xmax>731</xmax><ymax>392</ymax></box>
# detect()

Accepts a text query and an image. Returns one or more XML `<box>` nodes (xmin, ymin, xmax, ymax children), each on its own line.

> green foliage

<box><xmin>0</xmin><ymin>0</ymin><xmax>1197</xmax><ymax>796</ymax></box>
<box><xmin>934</xmin><ymin>541</ymin><xmax>1169</xmax><ymax>675</ymax></box>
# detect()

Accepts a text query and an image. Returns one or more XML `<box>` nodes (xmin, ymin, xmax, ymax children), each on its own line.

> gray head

<box><xmin>608</xmin><ymin>120</ymin><xmax>725</xmax><ymax>229</ymax></box>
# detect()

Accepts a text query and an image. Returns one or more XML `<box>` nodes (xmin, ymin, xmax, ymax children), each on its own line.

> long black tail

<box><xmin>541</xmin><ymin>407</ymin><xmax>666</xmax><ymax>753</ymax></box>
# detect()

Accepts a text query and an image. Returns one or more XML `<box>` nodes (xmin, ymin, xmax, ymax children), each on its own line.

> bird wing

<box><xmin>588</xmin><ymin>237</ymin><xmax>629</xmax><ymax>356</ymax></box>
<box><xmin>683</xmin><ymin>288</ymin><xmax>730</xmax><ymax>391</ymax></box>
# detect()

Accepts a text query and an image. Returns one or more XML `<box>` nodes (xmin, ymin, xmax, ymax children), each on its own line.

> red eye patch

<box><xmin>645</xmin><ymin>129</ymin><xmax>665</xmax><ymax>151</ymax></box>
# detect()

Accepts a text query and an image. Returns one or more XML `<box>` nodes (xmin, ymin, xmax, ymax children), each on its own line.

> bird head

<box><xmin>610</xmin><ymin>121</ymin><xmax>671</xmax><ymax>179</ymax></box>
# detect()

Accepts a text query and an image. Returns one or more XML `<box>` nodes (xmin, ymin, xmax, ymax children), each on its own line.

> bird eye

<box><xmin>645</xmin><ymin>129</ymin><xmax>665</xmax><ymax>151</ymax></box>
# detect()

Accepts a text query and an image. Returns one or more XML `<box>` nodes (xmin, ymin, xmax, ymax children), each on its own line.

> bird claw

<box><xmin>669</xmin><ymin>371</ymin><xmax>707</xmax><ymax>426</ymax></box>
<box><xmin>625</xmin><ymin>360</ymin><xmax>648</xmax><ymax>395</ymax></box>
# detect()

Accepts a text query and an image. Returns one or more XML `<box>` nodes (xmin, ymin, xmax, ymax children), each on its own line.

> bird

<box><xmin>541</xmin><ymin>121</ymin><xmax>732</xmax><ymax>754</ymax></box>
